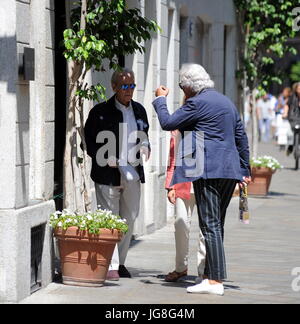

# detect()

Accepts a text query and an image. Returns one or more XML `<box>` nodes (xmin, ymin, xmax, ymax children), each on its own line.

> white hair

<box><xmin>111</xmin><ymin>68</ymin><xmax>135</xmax><ymax>85</ymax></box>
<box><xmin>179</xmin><ymin>63</ymin><xmax>214</xmax><ymax>94</ymax></box>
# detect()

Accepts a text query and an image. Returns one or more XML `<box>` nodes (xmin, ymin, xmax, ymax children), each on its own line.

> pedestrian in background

<box><xmin>283</xmin><ymin>82</ymin><xmax>300</xmax><ymax>155</ymax></box>
<box><xmin>275</xmin><ymin>87</ymin><xmax>292</xmax><ymax>149</ymax></box>
<box><xmin>256</xmin><ymin>94</ymin><xmax>275</xmax><ymax>142</ymax></box>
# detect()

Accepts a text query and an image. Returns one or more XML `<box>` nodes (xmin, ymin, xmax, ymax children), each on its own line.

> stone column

<box><xmin>0</xmin><ymin>0</ymin><xmax>17</xmax><ymax>209</ymax></box>
<box><xmin>0</xmin><ymin>0</ymin><xmax>18</xmax><ymax>303</ymax></box>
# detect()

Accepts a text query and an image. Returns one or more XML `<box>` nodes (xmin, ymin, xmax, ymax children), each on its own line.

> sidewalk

<box><xmin>21</xmin><ymin>141</ymin><xmax>300</xmax><ymax>304</ymax></box>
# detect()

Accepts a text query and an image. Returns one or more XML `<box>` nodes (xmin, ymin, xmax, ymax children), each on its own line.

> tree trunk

<box><xmin>63</xmin><ymin>0</ymin><xmax>91</xmax><ymax>213</ymax></box>
<box><xmin>64</xmin><ymin>60</ymin><xmax>83</xmax><ymax>212</ymax></box>
<box><xmin>77</xmin><ymin>92</ymin><xmax>92</xmax><ymax>212</ymax></box>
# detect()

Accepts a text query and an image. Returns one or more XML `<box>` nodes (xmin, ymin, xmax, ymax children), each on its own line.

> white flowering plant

<box><xmin>250</xmin><ymin>156</ymin><xmax>283</xmax><ymax>171</ymax></box>
<box><xmin>49</xmin><ymin>208</ymin><xmax>128</xmax><ymax>235</ymax></box>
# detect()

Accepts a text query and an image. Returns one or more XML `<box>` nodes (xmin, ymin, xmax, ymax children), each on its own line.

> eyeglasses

<box><xmin>120</xmin><ymin>84</ymin><xmax>136</xmax><ymax>90</ymax></box>
<box><xmin>179</xmin><ymin>82</ymin><xmax>184</xmax><ymax>89</ymax></box>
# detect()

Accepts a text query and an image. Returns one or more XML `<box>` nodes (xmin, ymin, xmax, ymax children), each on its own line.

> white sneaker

<box><xmin>187</xmin><ymin>279</ymin><xmax>224</xmax><ymax>296</ymax></box>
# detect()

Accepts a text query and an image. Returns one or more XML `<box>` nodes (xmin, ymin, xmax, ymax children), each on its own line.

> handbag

<box><xmin>239</xmin><ymin>185</ymin><xmax>250</xmax><ymax>224</ymax></box>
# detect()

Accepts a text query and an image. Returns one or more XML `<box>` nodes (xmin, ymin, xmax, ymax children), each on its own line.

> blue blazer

<box><xmin>152</xmin><ymin>89</ymin><xmax>250</xmax><ymax>186</ymax></box>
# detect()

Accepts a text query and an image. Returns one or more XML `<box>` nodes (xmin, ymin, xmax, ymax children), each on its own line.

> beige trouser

<box><xmin>95</xmin><ymin>179</ymin><xmax>141</xmax><ymax>271</ymax></box>
<box><xmin>174</xmin><ymin>194</ymin><xmax>206</xmax><ymax>275</ymax></box>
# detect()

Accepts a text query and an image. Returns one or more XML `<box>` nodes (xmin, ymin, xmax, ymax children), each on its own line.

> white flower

<box><xmin>49</xmin><ymin>207</ymin><xmax>127</xmax><ymax>233</ymax></box>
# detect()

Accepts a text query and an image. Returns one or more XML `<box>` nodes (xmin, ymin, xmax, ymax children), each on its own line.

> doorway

<box><xmin>54</xmin><ymin>0</ymin><xmax>67</xmax><ymax>211</ymax></box>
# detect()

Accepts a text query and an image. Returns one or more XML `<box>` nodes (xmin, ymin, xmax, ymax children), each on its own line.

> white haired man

<box><xmin>153</xmin><ymin>63</ymin><xmax>251</xmax><ymax>295</ymax></box>
<box><xmin>84</xmin><ymin>68</ymin><xmax>150</xmax><ymax>280</ymax></box>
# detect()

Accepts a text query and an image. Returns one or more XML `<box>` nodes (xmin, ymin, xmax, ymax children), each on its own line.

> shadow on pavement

<box><xmin>283</xmin><ymin>167</ymin><xmax>300</xmax><ymax>171</ymax></box>
<box><xmin>129</xmin><ymin>238</ymin><xmax>143</xmax><ymax>248</ymax></box>
<box><xmin>128</xmin><ymin>268</ymin><xmax>163</xmax><ymax>278</ymax></box>
<box><xmin>249</xmin><ymin>191</ymin><xmax>298</xmax><ymax>199</ymax></box>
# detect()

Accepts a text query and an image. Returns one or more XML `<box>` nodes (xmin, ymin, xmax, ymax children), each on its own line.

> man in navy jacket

<box><xmin>153</xmin><ymin>63</ymin><xmax>251</xmax><ymax>295</ymax></box>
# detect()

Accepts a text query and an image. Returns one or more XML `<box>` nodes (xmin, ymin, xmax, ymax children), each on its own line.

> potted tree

<box><xmin>50</xmin><ymin>208</ymin><xmax>128</xmax><ymax>287</ymax></box>
<box><xmin>248</xmin><ymin>156</ymin><xmax>283</xmax><ymax>195</ymax></box>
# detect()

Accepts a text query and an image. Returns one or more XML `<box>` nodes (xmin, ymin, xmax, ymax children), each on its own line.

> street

<box><xmin>21</xmin><ymin>141</ymin><xmax>300</xmax><ymax>304</ymax></box>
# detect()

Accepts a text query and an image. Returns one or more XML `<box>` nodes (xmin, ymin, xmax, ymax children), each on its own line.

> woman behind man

<box><xmin>164</xmin><ymin>129</ymin><xmax>206</xmax><ymax>283</ymax></box>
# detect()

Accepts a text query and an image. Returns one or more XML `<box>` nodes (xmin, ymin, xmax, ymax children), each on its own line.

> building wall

<box><xmin>0</xmin><ymin>0</ymin><xmax>55</xmax><ymax>303</ymax></box>
<box><xmin>177</xmin><ymin>0</ymin><xmax>238</xmax><ymax>104</ymax></box>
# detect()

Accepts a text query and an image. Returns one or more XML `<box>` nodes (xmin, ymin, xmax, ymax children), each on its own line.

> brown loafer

<box><xmin>165</xmin><ymin>269</ymin><xmax>187</xmax><ymax>282</ymax></box>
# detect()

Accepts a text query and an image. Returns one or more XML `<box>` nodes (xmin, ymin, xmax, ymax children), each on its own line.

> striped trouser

<box><xmin>193</xmin><ymin>178</ymin><xmax>237</xmax><ymax>280</ymax></box>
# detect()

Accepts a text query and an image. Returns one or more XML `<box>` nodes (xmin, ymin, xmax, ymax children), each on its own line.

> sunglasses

<box><xmin>120</xmin><ymin>84</ymin><xmax>136</xmax><ymax>90</ymax></box>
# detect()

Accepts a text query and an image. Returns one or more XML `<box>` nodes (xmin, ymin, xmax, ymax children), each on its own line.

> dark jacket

<box><xmin>288</xmin><ymin>94</ymin><xmax>300</xmax><ymax>129</ymax></box>
<box><xmin>84</xmin><ymin>95</ymin><xmax>150</xmax><ymax>186</ymax></box>
<box><xmin>152</xmin><ymin>88</ymin><xmax>250</xmax><ymax>186</ymax></box>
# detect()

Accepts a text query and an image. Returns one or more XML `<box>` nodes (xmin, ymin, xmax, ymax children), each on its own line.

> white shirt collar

<box><xmin>115</xmin><ymin>98</ymin><xmax>132</xmax><ymax>111</ymax></box>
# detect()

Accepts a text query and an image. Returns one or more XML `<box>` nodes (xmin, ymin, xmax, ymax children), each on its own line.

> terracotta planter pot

<box><xmin>54</xmin><ymin>227</ymin><xmax>122</xmax><ymax>287</ymax></box>
<box><xmin>248</xmin><ymin>167</ymin><xmax>275</xmax><ymax>196</ymax></box>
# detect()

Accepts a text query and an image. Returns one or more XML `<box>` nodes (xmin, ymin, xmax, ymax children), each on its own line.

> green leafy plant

<box><xmin>64</xmin><ymin>1</ymin><xmax>160</xmax><ymax>102</ymax></box>
<box><xmin>250</xmin><ymin>156</ymin><xmax>283</xmax><ymax>170</ymax></box>
<box><xmin>234</xmin><ymin>0</ymin><xmax>297</xmax><ymax>158</ymax></box>
<box><xmin>49</xmin><ymin>208</ymin><xmax>128</xmax><ymax>234</ymax></box>
<box><xmin>235</xmin><ymin>0</ymin><xmax>297</xmax><ymax>92</ymax></box>
<box><xmin>290</xmin><ymin>61</ymin><xmax>300</xmax><ymax>82</ymax></box>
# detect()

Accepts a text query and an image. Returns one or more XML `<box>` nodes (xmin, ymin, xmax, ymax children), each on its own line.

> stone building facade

<box><xmin>0</xmin><ymin>0</ymin><xmax>238</xmax><ymax>302</ymax></box>
<box><xmin>0</xmin><ymin>0</ymin><xmax>56</xmax><ymax>302</ymax></box>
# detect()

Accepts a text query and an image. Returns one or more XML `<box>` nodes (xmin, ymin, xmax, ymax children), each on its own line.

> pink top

<box><xmin>165</xmin><ymin>130</ymin><xmax>192</xmax><ymax>200</ymax></box>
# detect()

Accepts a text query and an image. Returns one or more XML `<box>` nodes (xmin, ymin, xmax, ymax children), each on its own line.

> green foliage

<box><xmin>49</xmin><ymin>208</ymin><xmax>129</xmax><ymax>234</ymax></box>
<box><xmin>290</xmin><ymin>61</ymin><xmax>300</xmax><ymax>82</ymax></box>
<box><xmin>76</xmin><ymin>83</ymin><xmax>106</xmax><ymax>102</ymax></box>
<box><xmin>64</xmin><ymin>0</ymin><xmax>160</xmax><ymax>101</ymax></box>
<box><xmin>234</xmin><ymin>0</ymin><xmax>297</xmax><ymax>91</ymax></box>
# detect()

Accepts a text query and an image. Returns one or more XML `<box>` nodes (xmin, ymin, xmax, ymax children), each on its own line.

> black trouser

<box><xmin>193</xmin><ymin>178</ymin><xmax>237</xmax><ymax>280</ymax></box>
